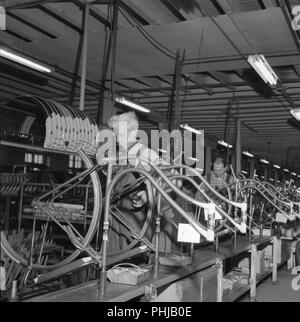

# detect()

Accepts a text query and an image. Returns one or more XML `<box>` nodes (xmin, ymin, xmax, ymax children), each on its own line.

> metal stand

<box><xmin>216</xmin><ymin>258</ymin><xmax>223</xmax><ymax>302</ymax></box>
<box><xmin>233</xmin><ymin>227</ymin><xmax>237</xmax><ymax>247</ymax></box>
<box><xmin>215</xmin><ymin>235</ymin><xmax>219</xmax><ymax>252</ymax></box>
<box><xmin>99</xmin><ymin>162</ymin><xmax>114</xmax><ymax>299</ymax></box>
<box><xmin>154</xmin><ymin>215</ymin><xmax>161</xmax><ymax>279</ymax></box>
<box><xmin>272</xmin><ymin>236</ymin><xmax>279</xmax><ymax>284</ymax></box>
<box><xmin>250</xmin><ymin>243</ymin><xmax>257</xmax><ymax>302</ymax></box>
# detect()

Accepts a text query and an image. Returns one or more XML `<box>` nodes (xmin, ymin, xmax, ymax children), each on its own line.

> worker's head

<box><xmin>213</xmin><ymin>157</ymin><xmax>227</xmax><ymax>178</ymax></box>
<box><xmin>108</xmin><ymin>111</ymin><xmax>139</xmax><ymax>146</ymax></box>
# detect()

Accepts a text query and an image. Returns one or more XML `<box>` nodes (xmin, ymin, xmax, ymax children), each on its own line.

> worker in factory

<box><xmin>96</xmin><ymin>111</ymin><xmax>181</xmax><ymax>254</ymax></box>
<box><xmin>196</xmin><ymin>156</ymin><xmax>234</xmax><ymax>201</ymax></box>
<box><xmin>194</xmin><ymin>156</ymin><xmax>234</xmax><ymax>227</ymax></box>
<box><xmin>208</xmin><ymin>157</ymin><xmax>234</xmax><ymax>190</ymax></box>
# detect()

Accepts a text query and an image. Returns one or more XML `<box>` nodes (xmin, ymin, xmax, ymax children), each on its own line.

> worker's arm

<box><xmin>132</xmin><ymin>147</ymin><xmax>182</xmax><ymax>208</ymax></box>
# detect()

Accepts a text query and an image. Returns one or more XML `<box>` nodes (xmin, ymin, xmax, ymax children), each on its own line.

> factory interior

<box><xmin>0</xmin><ymin>0</ymin><xmax>300</xmax><ymax>304</ymax></box>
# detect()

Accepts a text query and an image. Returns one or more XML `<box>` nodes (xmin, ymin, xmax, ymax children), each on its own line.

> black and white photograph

<box><xmin>0</xmin><ymin>0</ymin><xmax>300</xmax><ymax>307</ymax></box>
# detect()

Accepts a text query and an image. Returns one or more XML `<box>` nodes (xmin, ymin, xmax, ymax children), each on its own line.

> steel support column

<box><xmin>79</xmin><ymin>1</ymin><xmax>90</xmax><ymax>111</ymax></box>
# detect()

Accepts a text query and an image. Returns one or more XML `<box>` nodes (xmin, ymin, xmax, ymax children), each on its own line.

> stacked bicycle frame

<box><xmin>233</xmin><ymin>177</ymin><xmax>300</xmax><ymax>234</ymax></box>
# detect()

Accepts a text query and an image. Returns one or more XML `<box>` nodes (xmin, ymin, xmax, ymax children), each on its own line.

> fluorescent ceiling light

<box><xmin>241</xmin><ymin>170</ymin><xmax>248</xmax><ymax>175</ymax></box>
<box><xmin>0</xmin><ymin>47</ymin><xmax>52</xmax><ymax>73</ymax></box>
<box><xmin>180</xmin><ymin>124</ymin><xmax>202</xmax><ymax>135</ymax></box>
<box><xmin>247</xmin><ymin>54</ymin><xmax>279</xmax><ymax>86</ymax></box>
<box><xmin>188</xmin><ymin>157</ymin><xmax>199</xmax><ymax>162</ymax></box>
<box><xmin>115</xmin><ymin>97</ymin><xmax>150</xmax><ymax>113</ymax></box>
<box><xmin>218</xmin><ymin>140</ymin><xmax>233</xmax><ymax>149</ymax></box>
<box><xmin>273</xmin><ymin>164</ymin><xmax>281</xmax><ymax>169</ymax></box>
<box><xmin>291</xmin><ymin>172</ymin><xmax>296</xmax><ymax>176</ymax></box>
<box><xmin>270</xmin><ymin>178</ymin><xmax>274</xmax><ymax>181</ymax></box>
<box><xmin>283</xmin><ymin>168</ymin><xmax>289</xmax><ymax>173</ymax></box>
<box><xmin>290</xmin><ymin>108</ymin><xmax>300</xmax><ymax>121</ymax></box>
<box><xmin>298</xmin><ymin>175</ymin><xmax>300</xmax><ymax>178</ymax></box>
<box><xmin>261</xmin><ymin>176</ymin><xmax>265</xmax><ymax>179</ymax></box>
<box><xmin>243</xmin><ymin>151</ymin><xmax>254</xmax><ymax>158</ymax></box>
<box><xmin>260</xmin><ymin>158</ymin><xmax>269</xmax><ymax>164</ymax></box>
<box><xmin>158</xmin><ymin>149</ymin><xmax>167</xmax><ymax>154</ymax></box>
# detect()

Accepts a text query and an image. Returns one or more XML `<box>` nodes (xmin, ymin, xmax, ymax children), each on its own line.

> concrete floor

<box><xmin>240</xmin><ymin>267</ymin><xmax>300</xmax><ymax>302</ymax></box>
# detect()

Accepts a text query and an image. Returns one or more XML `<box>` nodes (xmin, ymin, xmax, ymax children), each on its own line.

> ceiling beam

<box><xmin>186</xmin><ymin>74</ymin><xmax>214</xmax><ymax>95</ymax></box>
<box><xmin>37</xmin><ymin>4</ymin><xmax>82</xmax><ymax>33</ymax></box>
<box><xmin>119</xmin><ymin>0</ymin><xmax>150</xmax><ymax>25</ymax></box>
<box><xmin>294</xmin><ymin>65</ymin><xmax>300</xmax><ymax>78</ymax></box>
<box><xmin>210</xmin><ymin>71</ymin><xmax>237</xmax><ymax>91</ymax></box>
<box><xmin>214</xmin><ymin>0</ymin><xmax>242</xmax><ymax>14</ymax></box>
<box><xmin>159</xmin><ymin>0</ymin><xmax>186</xmax><ymax>22</ymax></box>
<box><xmin>6</xmin><ymin>11</ymin><xmax>58</xmax><ymax>38</ymax></box>
<box><xmin>138</xmin><ymin>77</ymin><xmax>170</xmax><ymax>96</ymax></box>
<box><xmin>257</xmin><ymin>0</ymin><xmax>266</xmax><ymax>9</ymax></box>
<box><xmin>72</xmin><ymin>0</ymin><xmax>110</xmax><ymax>28</ymax></box>
<box><xmin>3</xmin><ymin>0</ymin><xmax>62</xmax><ymax>10</ymax></box>
<box><xmin>210</xmin><ymin>0</ymin><xmax>225</xmax><ymax>14</ymax></box>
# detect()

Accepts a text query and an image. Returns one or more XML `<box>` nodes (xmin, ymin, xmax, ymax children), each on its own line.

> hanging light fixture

<box><xmin>290</xmin><ymin>108</ymin><xmax>300</xmax><ymax>121</ymax></box>
<box><xmin>243</xmin><ymin>151</ymin><xmax>254</xmax><ymax>158</ymax></box>
<box><xmin>115</xmin><ymin>97</ymin><xmax>150</xmax><ymax>113</ymax></box>
<box><xmin>188</xmin><ymin>157</ymin><xmax>199</xmax><ymax>162</ymax></box>
<box><xmin>247</xmin><ymin>54</ymin><xmax>279</xmax><ymax>86</ymax></box>
<box><xmin>0</xmin><ymin>46</ymin><xmax>53</xmax><ymax>73</ymax></box>
<box><xmin>273</xmin><ymin>164</ymin><xmax>281</xmax><ymax>169</ymax></box>
<box><xmin>218</xmin><ymin>140</ymin><xmax>233</xmax><ymax>149</ymax></box>
<box><xmin>260</xmin><ymin>158</ymin><xmax>269</xmax><ymax>165</ymax></box>
<box><xmin>180</xmin><ymin>124</ymin><xmax>202</xmax><ymax>135</ymax></box>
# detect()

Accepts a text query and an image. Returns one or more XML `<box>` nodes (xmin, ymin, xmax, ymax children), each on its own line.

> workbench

<box><xmin>24</xmin><ymin>234</ymin><xmax>286</xmax><ymax>302</ymax></box>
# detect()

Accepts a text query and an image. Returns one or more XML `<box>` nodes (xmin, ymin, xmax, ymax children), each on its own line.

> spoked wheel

<box><xmin>236</xmin><ymin>184</ymin><xmax>275</xmax><ymax>227</ymax></box>
<box><xmin>104</xmin><ymin>168</ymin><xmax>155</xmax><ymax>257</ymax></box>
<box><xmin>1</xmin><ymin>151</ymin><xmax>103</xmax><ymax>275</ymax></box>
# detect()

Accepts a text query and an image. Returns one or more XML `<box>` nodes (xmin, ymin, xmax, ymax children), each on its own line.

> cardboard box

<box><xmin>107</xmin><ymin>264</ymin><xmax>150</xmax><ymax>286</ymax></box>
<box><xmin>252</xmin><ymin>228</ymin><xmax>272</xmax><ymax>236</ymax></box>
<box><xmin>229</xmin><ymin>271</ymin><xmax>250</xmax><ymax>285</ymax></box>
<box><xmin>238</xmin><ymin>258</ymin><xmax>250</xmax><ymax>270</ymax></box>
<box><xmin>222</xmin><ymin>276</ymin><xmax>239</xmax><ymax>296</ymax></box>
<box><xmin>264</xmin><ymin>256</ymin><xmax>272</xmax><ymax>268</ymax></box>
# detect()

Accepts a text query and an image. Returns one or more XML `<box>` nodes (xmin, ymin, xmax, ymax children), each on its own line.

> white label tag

<box><xmin>215</xmin><ymin>210</ymin><xmax>222</xmax><ymax>220</ymax></box>
<box><xmin>276</xmin><ymin>212</ymin><xmax>287</xmax><ymax>224</ymax></box>
<box><xmin>177</xmin><ymin>223</ymin><xmax>201</xmax><ymax>243</ymax></box>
